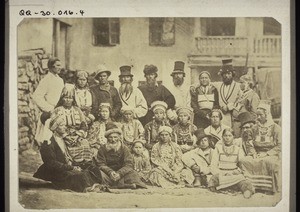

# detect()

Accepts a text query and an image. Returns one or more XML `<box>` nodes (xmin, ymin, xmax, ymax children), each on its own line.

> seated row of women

<box><xmin>34</xmin><ymin>86</ymin><xmax>280</xmax><ymax>198</ymax></box>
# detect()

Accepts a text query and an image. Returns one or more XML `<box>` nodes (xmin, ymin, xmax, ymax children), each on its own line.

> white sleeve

<box><xmin>133</xmin><ymin>89</ymin><xmax>148</xmax><ymax>118</ymax></box>
<box><xmin>32</xmin><ymin>77</ymin><xmax>55</xmax><ymax>112</ymax></box>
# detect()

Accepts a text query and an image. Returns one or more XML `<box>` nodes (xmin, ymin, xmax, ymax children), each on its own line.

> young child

<box><xmin>131</xmin><ymin>139</ymin><xmax>151</xmax><ymax>182</ymax></box>
<box><xmin>173</xmin><ymin>107</ymin><xmax>197</xmax><ymax>153</ymax></box>
<box><xmin>87</xmin><ymin>103</ymin><xmax>113</xmax><ymax>155</ymax></box>
<box><xmin>182</xmin><ymin>128</ymin><xmax>213</xmax><ymax>187</ymax></box>
<box><xmin>120</xmin><ymin>106</ymin><xmax>145</xmax><ymax>148</ymax></box>
<box><xmin>144</xmin><ymin>101</ymin><xmax>172</xmax><ymax>151</ymax></box>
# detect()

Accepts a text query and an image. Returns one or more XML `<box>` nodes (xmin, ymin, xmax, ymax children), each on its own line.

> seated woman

<box><xmin>74</xmin><ymin>70</ymin><xmax>95</xmax><ymax>125</ymax></box>
<box><xmin>208</xmin><ymin>128</ymin><xmax>255</xmax><ymax>199</ymax></box>
<box><xmin>182</xmin><ymin>128</ymin><xmax>214</xmax><ymax>187</ymax></box>
<box><xmin>204</xmin><ymin>109</ymin><xmax>230</xmax><ymax>147</ymax></box>
<box><xmin>148</xmin><ymin>126</ymin><xmax>194</xmax><ymax>188</ymax></box>
<box><xmin>87</xmin><ymin>103</ymin><xmax>115</xmax><ymax>155</ymax></box>
<box><xmin>238</xmin><ymin>102</ymin><xmax>281</xmax><ymax>194</ymax></box>
<box><xmin>131</xmin><ymin>139</ymin><xmax>152</xmax><ymax>183</ymax></box>
<box><xmin>95</xmin><ymin>123</ymin><xmax>147</xmax><ymax>189</ymax></box>
<box><xmin>172</xmin><ymin>107</ymin><xmax>197</xmax><ymax>153</ymax></box>
<box><xmin>33</xmin><ymin>115</ymin><xmax>102</xmax><ymax>192</ymax></box>
<box><xmin>120</xmin><ymin>106</ymin><xmax>145</xmax><ymax>148</ymax></box>
<box><xmin>51</xmin><ymin>85</ymin><xmax>93</xmax><ymax>164</ymax></box>
<box><xmin>144</xmin><ymin>101</ymin><xmax>173</xmax><ymax>151</ymax></box>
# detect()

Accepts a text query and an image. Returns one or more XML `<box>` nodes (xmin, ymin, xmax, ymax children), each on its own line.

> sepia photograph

<box><xmin>7</xmin><ymin>0</ymin><xmax>291</xmax><ymax>211</ymax></box>
<box><xmin>16</xmin><ymin>16</ymin><xmax>283</xmax><ymax>209</ymax></box>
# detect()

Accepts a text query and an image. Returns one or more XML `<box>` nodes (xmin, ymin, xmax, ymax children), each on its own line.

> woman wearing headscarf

<box><xmin>87</xmin><ymin>103</ymin><xmax>119</xmax><ymax>155</ymax></box>
<box><xmin>148</xmin><ymin>126</ymin><xmax>194</xmax><ymax>188</ymax></box>
<box><xmin>51</xmin><ymin>84</ymin><xmax>94</xmax><ymax>164</ymax></box>
<box><xmin>232</xmin><ymin>74</ymin><xmax>260</xmax><ymax>137</ymax></box>
<box><xmin>74</xmin><ymin>70</ymin><xmax>95</xmax><ymax>125</ymax></box>
<box><xmin>172</xmin><ymin>107</ymin><xmax>197</xmax><ymax>153</ymax></box>
<box><xmin>238</xmin><ymin>101</ymin><xmax>281</xmax><ymax>193</ymax></box>
<box><xmin>33</xmin><ymin>115</ymin><xmax>103</xmax><ymax>192</ymax></box>
<box><xmin>190</xmin><ymin>71</ymin><xmax>219</xmax><ymax>129</ymax></box>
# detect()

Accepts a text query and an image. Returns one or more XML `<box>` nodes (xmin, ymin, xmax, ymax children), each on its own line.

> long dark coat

<box><xmin>90</xmin><ymin>84</ymin><xmax>122</xmax><ymax>120</ymax></box>
<box><xmin>138</xmin><ymin>84</ymin><xmax>176</xmax><ymax>126</ymax></box>
<box><xmin>34</xmin><ymin>136</ymin><xmax>102</xmax><ymax>192</ymax></box>
<box><xmin>95</xmin><ymin>144</ymin><xmax>147</xmax><ymax>188</ymax></box>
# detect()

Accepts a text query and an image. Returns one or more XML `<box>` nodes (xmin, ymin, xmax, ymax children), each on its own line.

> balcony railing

<box><xmin>253</xmin><ymin>36</ymin><xmax>281</xmax><ymax>56</ymax></box>
<box><xmin>195</xmin><ymin>36</ymin><xmax>281</xmax><ymax>57</ymax></box>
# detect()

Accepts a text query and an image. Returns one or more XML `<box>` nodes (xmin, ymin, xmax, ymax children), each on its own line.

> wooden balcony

<box><xmin>194</xmin><ymin>36</ymin><xmax>281</xmax><ymax>57</ymax></box>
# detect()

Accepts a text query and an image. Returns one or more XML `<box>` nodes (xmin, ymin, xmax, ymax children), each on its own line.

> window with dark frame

<box><xmin>204</xmin><ymin>18</ymin><xmax>236</xmax><ymax>36</ymax></box>
<box><xmin>149</xmin><ymin>18</ymin><xmax>175</xmax><ymax>46</ymax></box>
<box><xmin>263</xmin><ymin>17</ymin><xmax>281</xmax><ymax>35</ymax></box>
<box><xmin>93</xmin><ymin>18</ymin><xmax>120</xmax><ymax>46</ymax></box>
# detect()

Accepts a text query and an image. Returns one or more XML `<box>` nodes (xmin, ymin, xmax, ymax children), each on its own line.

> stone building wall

<box><xmin>18</xmin><ymin>49</ymin><xmax>50</xmax><ymax>154</ymax></box>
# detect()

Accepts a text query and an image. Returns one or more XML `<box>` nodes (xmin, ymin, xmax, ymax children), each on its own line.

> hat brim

<box><xmin>95</xmin><ymin>70</ymin><xmax>111</xmax><ymax>79</ymax></box>
<box><xmin>240</xmin><ymin>120</ymin><xmax>256</xmax><ymax>128</ymax></box>
<box><xmin>104</xmin><ymin>128</ymin><xmax>122</xmax><ymax>138</ymax></box>
<box><xmin>119</xmin><ymin>74</ymin><xmax>133</xmax><ymax>77</ymax></box>
<box><xmin>171</xmin><ymin>71</ymin><xmax>185</xmax><ymax>76</ymax></box>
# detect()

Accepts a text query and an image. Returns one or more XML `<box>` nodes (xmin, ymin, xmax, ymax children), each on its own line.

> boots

<box><xmin>193</xmin><ymin>176</ymin><xmax>201</xmax><ymax>187</ymax></box>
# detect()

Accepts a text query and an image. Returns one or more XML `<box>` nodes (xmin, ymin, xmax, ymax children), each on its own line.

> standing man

<box><xmin>118</xmin><ymin>65</ymin><xmax>148</xmax><ymax>119</ymax></box>
<box><xmin>168</xmin><ymin>61</ymin><xmax>191</xmax><ymax>109</ymax></box>
<box><xmin>90</xmin><ymin>64</ymin><xmax>122</xmax><ymax>121</ymax></box>
<box><xmin>191</xmin><ymin>71</ymin><xmax>219</xmax><ymax>129</ymax></box>
<box><xmin>214</xmin><ymin>59</ymin><xmax>241</xmax><ymax>128</ymax></box>
<box><xmin>138</xmin><ymin>65</ymin><xmax>176</xmax><ymax>126</ymax></box>
<box><xmin>32</xmin><ymin>57</ymin><xmax>64</xmax><ymax>145</ymax></box>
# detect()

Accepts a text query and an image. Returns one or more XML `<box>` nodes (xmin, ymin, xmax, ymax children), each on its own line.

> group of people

<box><xmin>31</xmin><ymin>57</ymin><xmax>281</xmax><ymax>199</ymax></box>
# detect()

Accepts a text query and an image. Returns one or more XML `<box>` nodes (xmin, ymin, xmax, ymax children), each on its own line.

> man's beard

<box><xmin>223</xmin><ymin>77</ymin><xmax>233</xmax><ymax>85</ymax></box>
<box><xmin>106</xmin><ymin>141</ymin><xmax>122</xmax><ymax>152</ymax></box>
<box><xmin>173</xmin><ymin>77</ymin><xmax>184</xmax><ymax>86</ymax></box>
<box><xmin>241</xmin><ymin>130</ymin><xmax>254</xmax><ymax>142</ymax></box>
<box><xmin>146</xmin><ymin>78</ymin><xmax>156</xmax><ymax>87</ymax></box>
<box><xmin>120</xmin><ymin>82</ymin><xmax>133</xmax><ymax>97</ymax></box>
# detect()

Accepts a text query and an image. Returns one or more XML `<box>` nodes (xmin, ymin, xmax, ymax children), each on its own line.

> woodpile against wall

<box><xmin>18</xmin><ymin>49</ymin><xmax>50</xmax><ymax>154</ymax></box>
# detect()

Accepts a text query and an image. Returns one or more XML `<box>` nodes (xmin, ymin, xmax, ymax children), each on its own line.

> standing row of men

<box><xmin>32</xmin><ymin>57</ymin><xmax>259</xmax><ymax>144</ymax></box>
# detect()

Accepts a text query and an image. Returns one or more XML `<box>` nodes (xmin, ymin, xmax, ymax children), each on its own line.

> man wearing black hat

<box><xmin>118</xmin><ymin>65</ymin><xmax>148</xmax><ymax>119</ymax></box>
<box><xmin>214</xmin><ymin>59</ymin><xmax>241</xmax><ymax>130</ymax></box>
<box><xmin>167</xmin><ymin>61</ymin><xmax>191</xmax><ymax>109</ymax></box>
<box><xmin>138</xmin><ymin>64</ymin><xmax>176</xmax><ymax>126</ymax></box>
<box><xmin>90</xmin><ymin>64</ymin><xmax>122</xmax><ymax>121</ymax></box>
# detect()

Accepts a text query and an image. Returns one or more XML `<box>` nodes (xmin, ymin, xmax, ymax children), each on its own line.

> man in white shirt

<box><xmin>168</xmin><ymin>61</ymin><xmax>191</xmax><ymax>109</ymax></box>
<box><xmin>118</xmin><ymin>65</ymin><xmax>147</xmax><ymax>119</ymax></box>
<box><xmin>166</xmin><ymin>61</ymin><xmax>191</xmax><ymax>123</ymax></box>
<box><xmin>32</xmin><ymin>57</ymin><xmax>64</xmax><ymax>145</ymax></box>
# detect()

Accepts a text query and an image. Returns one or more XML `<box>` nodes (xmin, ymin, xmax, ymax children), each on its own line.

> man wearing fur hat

<box><xmin>90</xmin><ymin>64</ymin><xmax>122</xmax><ymax>121</ymax></box>
<box><xmin>138</xmin><ymin>64</ymin><xmax>176</xmax><ymax>126</ymax></box>
<box><xmin>214</xmin><ymin>59</ymin><xmax>241</xmax><ymax>128</ymax></box>
<box><xmin>95</xmin><ymin>123</ymin><xmax>147</xmax><ymax>189</ymax></box>
<box><xmin>118</xmin><ymin>65</ymin><xmax>148</xmax><ymax>119</ymax></box>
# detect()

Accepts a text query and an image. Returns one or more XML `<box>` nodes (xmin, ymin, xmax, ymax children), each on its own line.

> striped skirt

<box><xmin>239</xmin><ymin>156</ymin><xmax>280</xmax><ymax>193</ymax></box>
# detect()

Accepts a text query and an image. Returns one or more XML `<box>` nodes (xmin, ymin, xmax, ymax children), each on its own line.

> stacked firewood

<box><xmin>18</xmin><ymin>49</ymin><xmax>50</xmax><ymax>154</ymax></box>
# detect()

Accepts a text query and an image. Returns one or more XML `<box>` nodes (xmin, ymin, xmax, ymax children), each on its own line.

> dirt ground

<box><xmin>18</xmin><ymin>150</ymin><xmax>282</xmax><ymax>209</ymax></box>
